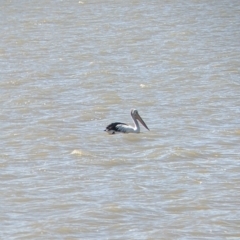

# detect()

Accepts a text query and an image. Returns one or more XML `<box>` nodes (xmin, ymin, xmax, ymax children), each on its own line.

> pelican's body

<box><xmin>105</xmin><ymin>109</ymin><xmax>150</xmax><ymax>134</ymax></box>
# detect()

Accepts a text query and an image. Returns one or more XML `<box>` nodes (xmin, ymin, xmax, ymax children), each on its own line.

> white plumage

<box><xmin>105</xmin><ymin>109</ymin><xmax>150</xmax><ymax>134</ymax></box>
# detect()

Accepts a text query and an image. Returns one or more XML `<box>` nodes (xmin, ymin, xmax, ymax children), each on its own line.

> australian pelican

<box><xmin>105</xmin><ymin>109</ymin><xmax>150</xmax><ymax>134</ymax></box>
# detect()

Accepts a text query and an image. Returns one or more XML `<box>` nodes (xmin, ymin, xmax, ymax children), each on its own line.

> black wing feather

<box><xmin>105</xmin><ymin>122</ymin><xmax>127</xmax><ymax>132</ymax></box>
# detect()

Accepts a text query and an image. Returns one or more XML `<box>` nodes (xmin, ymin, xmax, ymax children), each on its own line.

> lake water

<box><xmin>1</xmin><ymin>0</ymin><xmax>240</xmax><ymax>239</ymax></box>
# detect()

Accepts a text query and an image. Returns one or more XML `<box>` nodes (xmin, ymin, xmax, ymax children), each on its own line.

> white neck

<box><xmin>132</xmin><ymin>114</ymin><xmax>140</xmax><ymax>133</ymax></box>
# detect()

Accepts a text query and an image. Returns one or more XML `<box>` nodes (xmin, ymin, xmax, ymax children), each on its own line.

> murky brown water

<box><xmin>1</xmin><ymin>0</ymin><xmax>240</xmax><ymax>239</ymax></box>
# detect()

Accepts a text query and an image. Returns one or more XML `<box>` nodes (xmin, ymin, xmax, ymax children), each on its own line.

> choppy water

<box><xmin>1</xmin><ymin>0</ymin><xmax>240</xmax><ymax>239</ymax></box>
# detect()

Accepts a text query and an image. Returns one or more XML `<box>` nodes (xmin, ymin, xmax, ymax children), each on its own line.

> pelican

<box><xmin>105</xmin><ymin>109</ymin><xmax>150</xmax><ymax>134</ymax></box>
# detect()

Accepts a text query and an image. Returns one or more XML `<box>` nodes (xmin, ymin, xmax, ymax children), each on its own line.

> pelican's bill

<box><xmin>136</xmin><ymin>112</ymin><xmax>150</xmax><ymax>131</ymax></box>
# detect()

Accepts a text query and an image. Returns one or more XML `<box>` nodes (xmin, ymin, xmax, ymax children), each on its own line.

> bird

<box><xmin>104</xmin><ymin>109</ymin><xmax>150</xmax><ymax>134</ymax></box>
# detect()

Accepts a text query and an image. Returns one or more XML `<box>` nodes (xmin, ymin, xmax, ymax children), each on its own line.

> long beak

<box><xmin>136</xmin><ymin>113</ymin><xmax>150</xmax><ymax>131</ymax></box>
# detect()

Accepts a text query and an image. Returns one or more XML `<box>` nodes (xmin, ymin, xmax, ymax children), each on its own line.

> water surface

<box><xmin>1</xmin><ymin>0</ymin><xmax>240</xmax><ymax>239</ymax></box>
